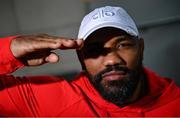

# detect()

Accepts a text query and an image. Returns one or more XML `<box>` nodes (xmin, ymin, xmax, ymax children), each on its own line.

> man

<box><xmin>0</xmin><ymin>6</ymin><xmax>179</xmax><ymax>117</ymax></box>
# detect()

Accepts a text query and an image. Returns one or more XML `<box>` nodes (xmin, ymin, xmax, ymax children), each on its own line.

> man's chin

<box><xmin>84</xmin><ymin>65</ymin><xmax>142</xmax><ymax>107</ymax></box>
<box><xmin>96</xmin><ymin>76</ymin><xmax>139</xmax><ymax>107</ymax></box>
<box><xmin>101</xmin><ymin>75</ymin><xmax>129</xmax><ymax>89</ymax></box>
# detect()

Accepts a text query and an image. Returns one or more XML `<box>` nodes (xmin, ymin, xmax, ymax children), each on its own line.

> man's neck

<box><xmin>130</xmin><ymin>72</ymin><xmax>148</xmax><ymax>103</ymax></box>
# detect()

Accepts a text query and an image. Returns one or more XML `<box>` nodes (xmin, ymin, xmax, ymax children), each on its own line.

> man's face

<box><xmin>79</xmin><ymin>27</ymin><xmax>144</xmax><ymax>106</ymax></box>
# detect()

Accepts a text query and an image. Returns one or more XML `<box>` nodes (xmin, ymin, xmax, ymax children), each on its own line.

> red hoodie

<box><xmin>0</xmin><ymin>36</ymin><xmax>179</xmax><ymax>116</ymax></box>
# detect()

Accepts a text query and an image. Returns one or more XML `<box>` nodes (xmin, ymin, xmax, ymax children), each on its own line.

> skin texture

<box><xmin>78</xmin><ymin>27</ymin><xmax>145</xmax><ymax>106</ymax></box>
<box><xmin>11</xmin><ymin>34</ymin><xmax>83</xmax><ymax>66</ymax></box>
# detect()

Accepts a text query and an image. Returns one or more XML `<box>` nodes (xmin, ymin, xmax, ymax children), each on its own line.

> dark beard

<box><xmin>85</xmin><ymin>65</ymin><xmax>142</xmax><ymax>107</ymax></box>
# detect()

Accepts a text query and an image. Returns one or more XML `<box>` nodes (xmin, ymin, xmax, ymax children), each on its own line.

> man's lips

<box><xmin>102</xmin><ymin>70</ymin><xmax>127</xmax><ymax>81</ymax></box>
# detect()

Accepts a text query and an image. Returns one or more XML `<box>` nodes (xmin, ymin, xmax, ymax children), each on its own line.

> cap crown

<box><xmin>78</xmin><ymin>6</ymin><xmax>139</xmax><ymax>40</ymax></box>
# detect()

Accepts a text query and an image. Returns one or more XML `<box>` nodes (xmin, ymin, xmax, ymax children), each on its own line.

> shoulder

<box><xmin>143</xmin><ymin>67</ymin><xmax>180</xmax><ymax>110</ymax></box>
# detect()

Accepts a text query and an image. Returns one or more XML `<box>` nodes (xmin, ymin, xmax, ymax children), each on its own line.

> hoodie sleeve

<box><xmin>0</xmin><ymin>36</ymin><xmax>38</xmax><ymax>116</ymax></box>
<box><xmin>0</xmin><ymin>36</ymin><xmax>24</xmax><ymax>74</ymax></box>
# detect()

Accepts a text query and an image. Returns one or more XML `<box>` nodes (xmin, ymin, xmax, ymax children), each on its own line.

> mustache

<box><xmin>95</xmin><ymin>65</ymin><xmax>131</xmax><ymax>82</ymax></box>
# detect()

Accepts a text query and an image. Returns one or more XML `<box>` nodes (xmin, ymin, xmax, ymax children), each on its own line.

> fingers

<box><xmin>25</xmin><ymin>37</ymin><xmax>84</xmax><ymax>52</ymax></box>
<box><xmin>76</xmin><ymin>39</ymin><xmax>84</xmax><ymax>49</ymax></box>
<box><xmin>11</xmin><ymin>34</ymin><xmax>84</xmax><ymax>67</ymax></box>
<box><xmin>45</xmin><ymin>52</ymin><xmax>59</xmax><ymax>63</ymax></box>
<box><xmin>54</xmin><ymin>39</ymin><xmax>84</xmax><ymax>50</ymax></box>
<box><xmin>29</xmin><ymin>34</ymin><xmax>84</xmax><ymax>50</ymax></box>
<box><xmin>25</xmin><ymin>52</ymin><xmax>59</xmax><ymax>66</ymax></box>
<box><xmin>37</xmin><ymin>34</ymin><xmax>84</xmax><ymax>49</ymax></box>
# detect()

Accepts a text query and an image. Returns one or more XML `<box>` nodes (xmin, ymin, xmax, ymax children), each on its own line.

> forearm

<box><xmin>0</xmin><ymin>74</ymin><xmax>38</xmax><ymax>116</ymax></box>
<box><xmin>0</xmin><ymin>36</ymin><xmax>24</xmax><ymax>74</ymax></box>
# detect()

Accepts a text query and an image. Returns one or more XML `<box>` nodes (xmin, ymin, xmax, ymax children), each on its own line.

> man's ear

<box><xmin>138</xmin><ymin>38</ymin><xmax>144</xmax><ymax>60</ymax></box>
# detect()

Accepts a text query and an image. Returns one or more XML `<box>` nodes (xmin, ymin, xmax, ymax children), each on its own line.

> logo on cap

<box><xmin>92</xmin><ymin>10</ymin><xmax>115</xmax><ymax>20</ymax></box>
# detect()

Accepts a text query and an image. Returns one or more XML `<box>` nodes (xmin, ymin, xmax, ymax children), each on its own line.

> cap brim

<box><xmin>80</xmin><ymin>23</ymin><xmax>138</xmax><ymax>40</ymax></box>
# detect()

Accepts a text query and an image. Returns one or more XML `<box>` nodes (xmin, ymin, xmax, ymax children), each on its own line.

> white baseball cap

<box><xmin>78</xmin><ymin>6</ymin><xmax>139</xmax><ymax>40</ymax></box>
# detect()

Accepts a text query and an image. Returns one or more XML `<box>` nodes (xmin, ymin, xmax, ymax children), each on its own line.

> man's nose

<box><xmin>103</xmin><ymin>51</ymin><xmax>125</xmax><ymax>67</ymax></box>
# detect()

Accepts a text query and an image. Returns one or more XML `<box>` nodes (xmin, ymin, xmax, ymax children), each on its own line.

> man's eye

<box><xmin>117</xmin><ymin>43</ymin><xmax>134</xmax><ymax>48</ymax></box>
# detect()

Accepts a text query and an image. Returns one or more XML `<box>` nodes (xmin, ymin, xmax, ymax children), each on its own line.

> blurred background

<box><xmin>0</xmin><ymin>0</ymin><xmax>180</xmax><ymax>85</ymax></box>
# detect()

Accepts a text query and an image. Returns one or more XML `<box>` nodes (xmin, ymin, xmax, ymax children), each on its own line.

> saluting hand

<box><xmin>10</xmin><ymin>34</ymin><xmax>83</xmax><ymax>66</ymax></box>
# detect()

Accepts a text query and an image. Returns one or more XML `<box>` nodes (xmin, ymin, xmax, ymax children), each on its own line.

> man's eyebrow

<box><xmin>116</xmin><ymin>36</ymin><xmax>126</xmax><ymax>40</ymax></box>
<box><xmin>116</xmin><ymin>35</ymin><xmax>136</xmax><ymax>41</ymax></box>
<box><xmin>114</xmin><ymin>36</ymin><xmax>130</xmax><ymax>43</ymax></box>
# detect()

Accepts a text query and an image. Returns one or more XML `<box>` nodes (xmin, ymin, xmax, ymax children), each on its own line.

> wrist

<box><xmin>0</xmin><ymin>36</ymin><xmax>24</xmax><ymax>74</ymax></box>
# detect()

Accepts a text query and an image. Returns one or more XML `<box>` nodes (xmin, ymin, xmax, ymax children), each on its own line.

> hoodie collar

<box><xmin>74</xmin><ymin>68</ymin><xmax>178</xmax><ymax>112</ymax></box>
